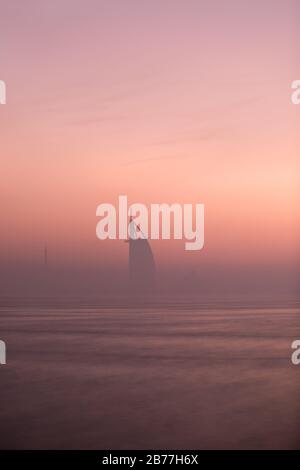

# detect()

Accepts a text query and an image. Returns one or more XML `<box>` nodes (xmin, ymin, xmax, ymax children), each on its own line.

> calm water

<box><xmin>0</xmin><ymin>300</ymin><xmax>299</xmax><ymax>449</ymax></box>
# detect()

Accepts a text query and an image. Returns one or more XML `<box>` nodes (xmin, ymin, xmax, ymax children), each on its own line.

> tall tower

<box><xmin>128</xmin><ymin>219</ymin><xmax>156</xmax><ymax>293</ymax></box>
<box><xmin>44</xmin><ymin>243</ymin><xmax>48</xmax><ymax>267</ymax></box>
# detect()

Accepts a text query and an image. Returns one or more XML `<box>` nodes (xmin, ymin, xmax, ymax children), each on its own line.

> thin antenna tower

<box><xmin>44</xmin><ymin>243</ymin><xmax>48</xmax><ymax>267</ymax></box>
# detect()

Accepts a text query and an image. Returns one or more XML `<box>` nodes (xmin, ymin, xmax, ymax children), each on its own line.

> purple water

<box><xmin>0</xmin><ymin>300</ymin><xmax>299</xmax><ymax>449</ymax></box>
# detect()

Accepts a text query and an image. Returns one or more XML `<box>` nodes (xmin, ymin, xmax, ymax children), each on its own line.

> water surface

<box><xmin>0</xmin><ymin>300</ymin><xmax>299</xmax><ymax>449</ymax></box>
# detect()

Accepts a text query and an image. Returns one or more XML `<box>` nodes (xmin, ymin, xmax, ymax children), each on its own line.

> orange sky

<box><xmin>0</xmin><ymin>1</ymin><xmax>299</xmax><ymax>288</ymax></box>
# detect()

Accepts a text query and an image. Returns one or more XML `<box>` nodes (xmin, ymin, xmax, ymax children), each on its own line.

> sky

<box><xmin>0</xmin><ymin>0</ymin><xmax>299</xmax><ymax>297</ymax></box>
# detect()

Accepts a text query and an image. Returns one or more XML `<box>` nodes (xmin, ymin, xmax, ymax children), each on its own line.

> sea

<box><xmin>0</xmin><ymin>298</ymin><xmax>299</xmax><ymax>449</ymax></box>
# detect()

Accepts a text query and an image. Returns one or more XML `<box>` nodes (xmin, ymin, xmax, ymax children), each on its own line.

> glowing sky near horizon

<box><xmin>0</xmin><ymin>0</ymin><xmax>299</xmax><ymax>276</ymax></box>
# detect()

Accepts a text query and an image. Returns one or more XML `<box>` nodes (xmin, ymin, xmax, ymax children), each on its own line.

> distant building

<box><xmin>127</xmin><ymin>218</ymin><xmax>156</xmax><ymax>293</ymax></box>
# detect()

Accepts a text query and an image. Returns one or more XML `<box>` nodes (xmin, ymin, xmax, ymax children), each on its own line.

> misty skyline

<box><xmin>0</xmin><ymin>0</ymin><xmax>299</xmax><ymax>299</ymax></box>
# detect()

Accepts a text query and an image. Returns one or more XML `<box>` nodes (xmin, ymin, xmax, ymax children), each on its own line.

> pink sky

<box><xmin>0</xmin><ymin>1</ymin><xmax>299</xmax><ymax>295</ymax></box>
